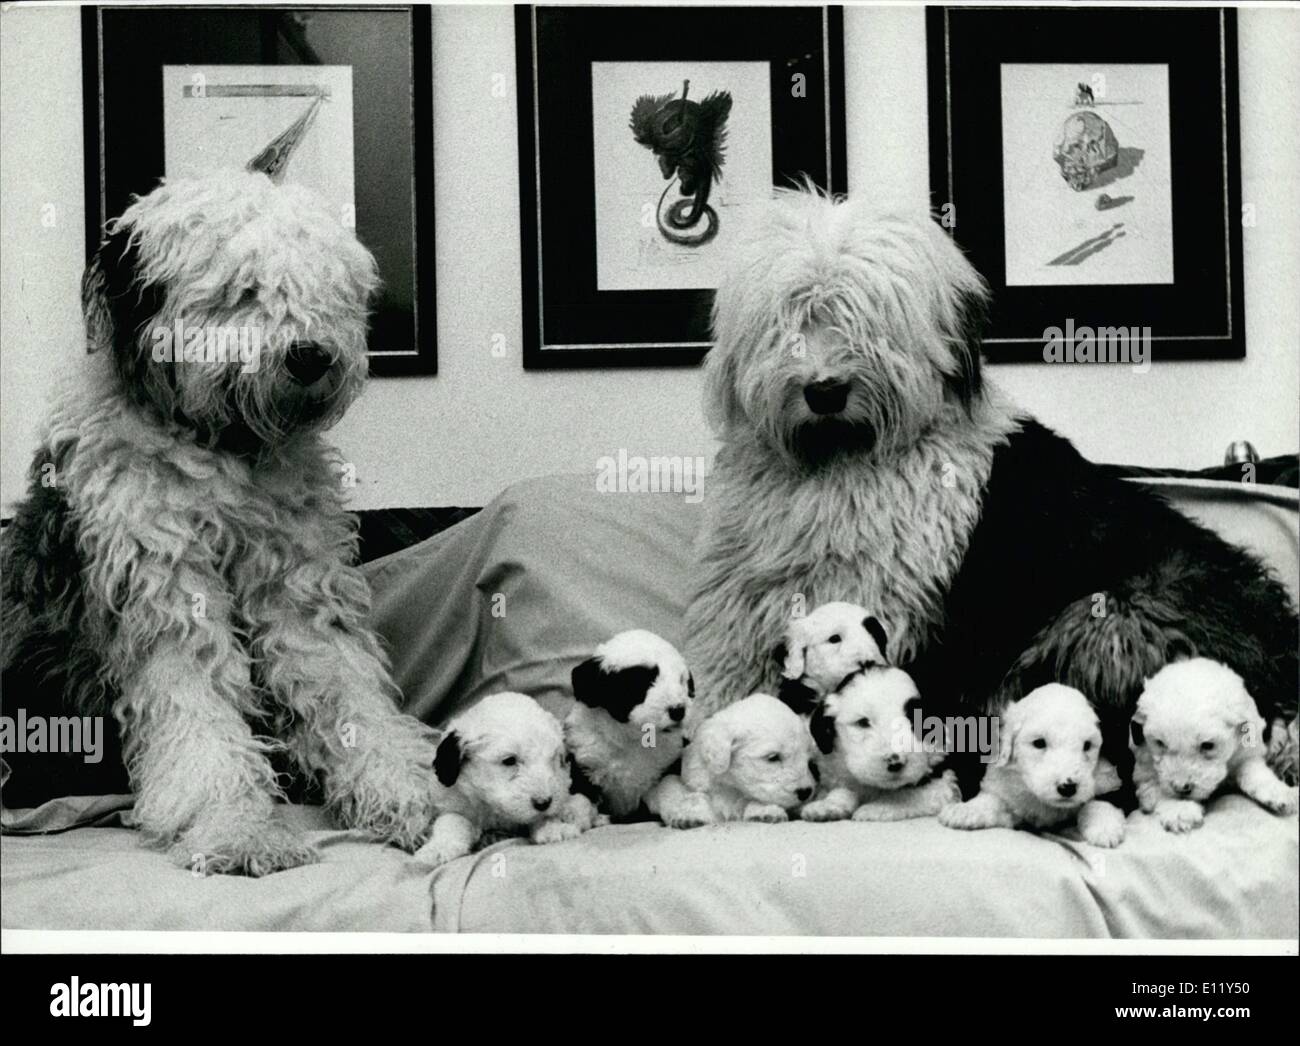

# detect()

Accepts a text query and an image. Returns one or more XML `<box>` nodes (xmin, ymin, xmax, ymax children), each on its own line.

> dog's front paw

<box><xmin>742</xmin><ymin>803</ymin><xmax>788</xmax><ymax>823</ymax></box>
<box><xmin>412</xmin><ymin>838</ymin><xmax>470</xmax><ymax>869</ymax></box>
<box><xmin>1252</xmin><ymin>781</ymin><xmax>1299</xmax><ymax>817</ymax></box>
<box><xmin>1078</xmin><ymin>801</ymin><xmax>1126</xmax><ymax>849</ymax></box>
<box><xmin>1157</xmin><ymin>799</ymin><xmax>1205</xmax><ymax>833</ymax></box>
<box><xmin>661</xmin><ymin>792</ymin><xmax>714</xmax><ymax>829</ymax></box>
<box><xmin>851</xmin><ymin>802</ymin><xmax>907</xmax><ymax>822</ymax></box>
<box><xmin>532</xmin><ymin>818</ymin><xmax>583</xmax><ymax>846</ymax></box>
<box><xmin>176</xmin><ymin>818</ymin><xmax>318</xmax><ymax>878</ymax></box>
<box><xmin>939</xmin><ymin>800</ymin><xmax>996</xmax><ymax>831</ymax></box>
<box><xmin>800</xmin><ymin>798</ymin><xmax>850</xmax><ymax>822</ymax></box>
<box><xmin>332</xmin><ymin>748</ymin><xmax>440</xmax><ymax>852</ymax></box>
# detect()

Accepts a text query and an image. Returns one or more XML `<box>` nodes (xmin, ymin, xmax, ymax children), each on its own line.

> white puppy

<box><xmin>773</xmin><ymin>602</ymin><xmax>888</xmax><ymax>714</ymax></box>
<box><xmin>415</xmin><ymin>692</ymin><xmax>594</xmax><ymax>867</ymax></box>
<box><xmin>647</xmin><ymin>693</ymin><xmax>818</xmax><ymax>827</ymax></box>
<box><xmin>940</xmin><ymin>684</ymin><xmax>1126</xmax><ymax>848</ymax></box>
<box><xmin>800</xmin><ymin>667</ymin><xmax>960</xmax><ymax>822</ymax></box>
<box><xmin>1131</xmin><ymin>658</ymin><xmax>1299</xmax><ymax>833</ymax></box>
<box><xmin>564</xmin><ymin>630</ymin><xmax>693</xmax><ymax>820</ymax></box>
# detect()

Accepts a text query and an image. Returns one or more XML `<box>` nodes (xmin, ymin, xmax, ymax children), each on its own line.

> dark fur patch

<box><xmin>863</xmin><ymin>616</ymin><xmax>888</xmax><ymax>659</ymax></box>
<box><xmin>433</xmin><ymin>730</ymin><xmax>463</xmax><ymax>786</ymax></box>
<box><xmin>570</xmin><ymin>658</ymin><xmax>658</xmax><ymax>723</ymax></box>
<box><xmin>1129</xmin><ymin>721</ymin><xmax>1146</xmax><ymax>748</ymax></box>
<box><xmin>777</xmin><ymin>676</ymin><xmax>820</xmax><ymax>717</ymax></box>
<box><xmin>943</xmin><ymin>289</ymin><xmax>986</xmax><ymax>414</ymax></box>
<box><xmin>569</xmin><ymin>757</ymin><xmax>604</xmax><ymax>806</ymax></box>
<box><xmin>810</xmin><ymin>705</ymin><xmax>837</xmax><ymax>755</ymax></box>
<box><xmin>792</xmin><ymin>418</ymin><xmax>878</xmax><ymax>469</ymax></box>
<box><xmin>771</xmin><ymin>642</ymin><xmax>788</xmax><ymax>667</ymax></box>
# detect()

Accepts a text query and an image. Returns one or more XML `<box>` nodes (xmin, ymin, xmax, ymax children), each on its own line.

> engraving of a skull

<box><xmin>1053</xmin><ymin>111</ymin><xmax>1119</xmax><ymax>191</ymax></box>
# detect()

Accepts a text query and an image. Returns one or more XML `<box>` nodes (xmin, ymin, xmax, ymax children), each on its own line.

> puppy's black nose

<box><xmin>1175</xmin><ymin>783</ymin><xmax>1194</xmax><ymax>797</ymax></box>
<box><xmin>285</xmin><ymin>341</ymin><xmax>333</xmax><ymax>385</ymax></box>
<box><xmin>886</xmin><ymin>755</ymin><xmax>905</xmax><ymax>772</ymax></box>
<box><xmin>668</xmin><ymin>704</ymin><xmax>686</xmax><ymax>722</ymax></box>
<box><xmin>803</xmin><ymin>379</ymin><xmax>850</xmax><ymax>415</ymax></box>
<box><xmin>1057</xmin><ymin>781</ymin><xmax>1078</xmax><ymax>798</ymax></box>
<box><xmin>532</xmin><ymin>797</ymin><xmax>552</xmax><ymax>812</ymax></box>
<box><xmin>796</xmin><ymin>786</ymin><xmax>813</xmax><ymax>801</ymax></box>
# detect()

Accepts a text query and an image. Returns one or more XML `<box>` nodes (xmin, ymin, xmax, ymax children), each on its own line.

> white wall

<box><xmin>2</xmin><ymin>4</ymin><xmax>1297</xmax><ymax>515</ymax></box>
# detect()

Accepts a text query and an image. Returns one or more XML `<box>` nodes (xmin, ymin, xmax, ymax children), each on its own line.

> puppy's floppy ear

<box><xmin>682</xmin><ymin>712</ymin><xmax>736</xmax><ymax>791</ymax></box>
<box><xmin>571</xmin><ymin>657</ymin><xmax>658</xmax><ymax>724</ymax></box>
<box><xmin>994</xmin><ymin>701</ymin><xmax>1023</xmax><ymax>768</ymax></box>
<box><xmin>776</xmin><ymin>676</ymin><xmax>819</xmax><ymax>717</ymax></box>
<box><xmin>1222</xmin><ymin>676</ymin><xmax>1267</xmax><ymax>753</ymax></box>
<box><xmin>862</xmin><ymin>616</ymin><xmax>888</xmax><ymax>661</ymax></box>
<box><xmin>433</xmin><ymin>730</ymin><xmax>464</xmax><ymax>787</ymax></box>
<box><xmin>810</xmin><ymin>704</ymin><xmax>837</xmax><ymax>755</ymax></box>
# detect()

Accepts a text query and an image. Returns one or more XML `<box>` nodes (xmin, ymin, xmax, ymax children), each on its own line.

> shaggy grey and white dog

<box><xmin>686</xmin><ymin>187</ymin><xmax>1298</xmax><ymax>790</ymax></box>
<box><xmin>1</xmin><ymin>168</ymin><xmax>437</xmax><ymax>875</ymax></box>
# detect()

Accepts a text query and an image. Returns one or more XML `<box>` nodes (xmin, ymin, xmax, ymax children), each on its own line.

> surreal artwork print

<box><xmin>162</xmin><ymin>65</ymin><xmax>356</xmax><ymax>219</ymax></box>
<box><xmin>592</xmin><ymin>61</ymin><xmax>774</xmax><ymax>291</ymax></box>
<box><xmin>1000</xmin><ymin>63</ymin><xmax>1174</xmax><ymax>287</ymax></box>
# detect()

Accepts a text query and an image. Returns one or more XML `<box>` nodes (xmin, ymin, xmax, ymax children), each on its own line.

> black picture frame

<box><xmin>927</xmin><ymin>6</ymin><xmax>1245</xmax><ymax>363</ymax></box>
<box><xmin>517</xmin><ymin>4</ymin><xmax>847</xmax><ymax>370</ymax></box>
<box><xmin>82</xmin><ymin>4</ymin><xmax>436</xmax><ymax>377</ymax></box>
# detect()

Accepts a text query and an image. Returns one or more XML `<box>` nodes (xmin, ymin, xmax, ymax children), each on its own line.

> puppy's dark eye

<box><xmin>766</xmin><ymin>753</ymin><xmax>783</xmax><ymax>763</ymax></box>
<box><xmin>1154</xmin><ymin>740</ymin><xmax>1167</xmax><ymax>752</ymax></box>
<box><xmin>828</xmin><ymin>634</ymin><xmax>841</xmax><ymax>644</ymax></box>
<box><xmin>1031</xmin><ymin>738</ymin><xmax>1047</xmax><ymax>750</ymax></box>
<box><xmin>854</xmin><ymin>717</ymin><xmax>871</xmax><ymax>729</ymax></box>
<box><xmin>501</xmin><ymin>756</ymin><xmax>518</xmax><ymax>767</ymax></box>
<box><xmin>1200</xmin><ymin>741</ymin><xmax>1216</xmax><ymax>754</ymax></box>
<box><xmin>1083</xmin><ymin>740</ymin><xmax>1093</xmax><ymax>753</ymax></box>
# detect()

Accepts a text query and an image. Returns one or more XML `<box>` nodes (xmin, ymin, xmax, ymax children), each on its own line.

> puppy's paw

<box><xmin>176</xmin><ymin>819</ymin><xmax>318</xmax><ymax>878</ymax></box>
<box><xmin>1157</xmin><ymin>799</ymin><xmax>1205</xmax><ymax>833</ymax></box>
<box><xmin>742</xmin><ymin>803</ymin><xmax>788</xmax><ymax>823</ymax></box>
<box><xmin>532</xmin><ymin>818</ymin><xmax>583</xmax><ymax>846</ymax></box>
<box><xmin>1254</xmin><ymin>782</ymin><xmax>1299</xmax><ymax>817</ymax></box>
<box><xmin>1078</xmin><ymin>802</ymin><xmax>1126</xmax><ymax>849</ymax></box>
<box><xmin>851</xmin><ymin>802</ymin><xmax>907</xmax><ymax>822</ymax></box>
<box><xmin>662</xmin><ymin>792</ymin><xmax>714</xmax><ymax>830</ymax></box>
<box><xmin>939</xmin><ymin>800</ymin><xmax>996</xmax><ymax>831</ymax></box>
<box><xmin>412</xmin><ymin>838</ymin><xmax>470</xmax><ymax>868</ymax></box>
<box><xmin>800</xmin><ymin>798</ymin><xmax>850</xmax><ymax>822</ymax></box>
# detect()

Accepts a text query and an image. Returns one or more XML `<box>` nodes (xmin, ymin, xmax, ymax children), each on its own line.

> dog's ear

<box><xmin>862</xmin><ymin>616</ymin><xmax>888</xmax><ymax>661</ymax></box>
<box><xmin>433</xmin><ymin>730</ymin><xmax>464</xmax><ymax>787</ymax></box>
<box><xmin>776</xmin><ymin>635</ymin><xmax>805</xmax><ymax>681</ymax></box>
<box><xmin>943</xmin><ymin>289</ymin><xmax>986</xmax><ymax>415</ymax></box>
<box><xmin>994</xmin><ymin>701</ymin><xmax>1023</xmax><ymax>768</ymax></box>
<box><xmin>1221</xmin><ymin>677</ymin><xmax>1267</xmax><ymax>753</ymax></box>
<box><xmin>571</xmin><ymin>657</ymin><xmax>658</xmax><ymax>724</ymax></box>
<box><xmin>682</xmin><ymin>713</ymin><xmax>735</xmax><ymax>790</ymax></box>
<box><xmin>810</xmin><ymin>704</ymin><xmax>837</xmax><ymax>755</ymax></box>
<box><xmin>776</xmin><ymin>676</ymin><xmax>819</xmax><ymax>717</ymax></box>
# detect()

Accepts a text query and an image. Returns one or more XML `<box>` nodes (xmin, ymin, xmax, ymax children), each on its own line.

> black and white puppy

<box><xmin>564</xmin><ymin>630</ymin><xmax>694</xmax><ymax>821</ymax></box>
<box><xmin>772</xmin><ymin>601</ymin><xmax>889</xmax><ymax>716</ymax></box>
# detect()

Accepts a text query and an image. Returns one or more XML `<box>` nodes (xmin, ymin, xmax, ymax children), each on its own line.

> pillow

<box><xmin>365</xmin><ymin>472</ymin><xmax>702</xmax><ymax>726</ymax></box>
<box><xmin>366</xmin><ymin>471</ymin><xmax>1298</xmax><ymax>730</ymax></box>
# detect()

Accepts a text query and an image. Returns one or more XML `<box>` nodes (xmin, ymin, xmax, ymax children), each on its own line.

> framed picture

<box><xmin>517</xmin><ymin>5</ymin><xmax>846</xmax><ymax>369</ymax></box>
<box><xmin>927</xmin><ymin>6</ymin><xmax>1245</xmax><ymax>362</ymax></box>
<box><xmin>82</xmin><ymin>4</ymin><xmax>436</xmax><ymax>376</ymax></box>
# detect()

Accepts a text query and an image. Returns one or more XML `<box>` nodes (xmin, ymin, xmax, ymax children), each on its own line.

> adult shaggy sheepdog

<box><xmin>686</xmin><ymin>187</ymin><xmax>1298</xmax><ymax>790</ymax></box>
<box><xmin>0</xmin><ymin>168</ymin><xmax>438</xmax><ymax>875</ymax></box>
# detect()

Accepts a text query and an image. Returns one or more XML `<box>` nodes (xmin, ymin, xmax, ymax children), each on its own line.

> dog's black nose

<box><xmin>285</xmin><ymin>341</ymin><xmax>333</xmax><ymax>385</ymax></box>
<box><xmin>886</xmin><ymin>755</ymin><xmax>905</xmax><ymax>772</ymax></box>
<box><xmin>803</xmin><ymin>379</ymin><xmax>850</xmax><ymax>415</ymax></box>
<box><xmin>532</xmin><ymin>796</ymin><xmax>552</xmax><ymax>812</ymax></box>
<box><xmin>1175</xmin><ymin>783</ymin><xmax>1194</xmax><ymax>797</ymax></box>
<box><xmin>1057</xmin><ymin>781</ymin><xmax>1078</xmax><ymax>798</ymax></box>
<box><xmin>668</xmin><ymin>704</ymin><xmax>686</xmax><ymax>722</ymax></box>
<box><xmin>796</xmin><ymin>786</ymin><xmax>813</xmax><ymax>801</ymax></box>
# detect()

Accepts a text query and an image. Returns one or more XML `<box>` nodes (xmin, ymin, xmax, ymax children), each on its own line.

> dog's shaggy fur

<box><xmin>1130</xmin><ymin>658</ymin><xmax>1299</xmax><ymax>833</ymax></box>
<box><xmin>940</xmin><ymin>684</ymin><xmax>1126</xmax><ymax>847</ymax></box>
<box><xmin>418</xmin><ymin>692</ymin><xmax>593</xmax><ymax>866</ymax></box>
<box><xmin>772</xmin><ymin>600</ymin><xmax>888</xmax><ymax>716</ymax></box>
<box><xmin>686</xmin><ymin>187</ymin><xmax>1299</xmax><ymax>791</ymax></box>
<box><xmin>801</xmin><ymin>666</ymin><xmax>959</xmax><ymax>822</ymax></box>
<box><xmin>0</xmin><ymin>171</ymin><xmax>437</xmax><ymax>874</ymax></box>
<box><xmin>646</xmin><ymin>693</ymin><xmax>817</xmax><ymax>828</ymax></box>
<box><xmin>565</xmin><ymin>629</ymin><xmax>693</xmax><ymax>820</ymax></box>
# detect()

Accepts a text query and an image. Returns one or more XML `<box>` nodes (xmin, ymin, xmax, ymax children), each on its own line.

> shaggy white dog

<box><xmin>940</xmin><ymin>684</ymin><xmax>1126</xmax><ymax>847</ymax></box>
<box><xmin>416</xmin><ymin>692</ymin><xmax>594</xmax><ymax>867</ymax></box>
<box><xmin>773</xmin><ymin>601</ymin><xmax>888</xmax><ymax>714</ymax></box>
<box><xmin>647</xmin><ymin>693</ymin><xmax>817</xmax><ymax>828</ymax></box>
<box><xmin>565</xmin><ymin>629</ymin><xmax>693</xmax><ymax>820</ymax></box>
<box><xmin>801</xmin><ymin>667</ymin><xmax>960</xmax><ymax>822</ymax></box>
<box><xmin>1131</xmin><ymin>658</ymin><xmax>1299</xmax><ymax>833</ymax></box>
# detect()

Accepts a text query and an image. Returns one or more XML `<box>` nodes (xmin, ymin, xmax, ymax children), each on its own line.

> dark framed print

<box><xmin>517</xmin><ymin>5</ymin><xmax>847</xmax><ymax>369</ymax></box>
<box><xmin>927</xmin><ymin>6</ymin><xmax>1245</xmax><ymax>362</ymax></box>
<box><xmin>83</xmin><ymin>4</ymin><xmax>436</xmax><ymax>376</ymax></box>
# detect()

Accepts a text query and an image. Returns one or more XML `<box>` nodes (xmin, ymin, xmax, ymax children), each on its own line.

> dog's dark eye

<box><xmin>1200</xmin><ymin>741</ymin><xmax>1216</xmax><ymax>754</ymax></box>
<box><xmin>1032</xmin><ymin>738</ymin><xmax>1047</xmax><ymax>750</ymax></box>
<box><xmin>1083</xmin><ymin>740</ymin><xmax>1093</xmax><ymax>753</ymax></box>
<box><xmin>501</xmin><ymin>755</ymin><xmax>518</xmax><ymax>767</ymax></box>
<box><xmin>1154</xmin><ymin>740</ymin><xmax>1167</xmax><ymax>752</ymax></box>
<box><xmin>854</xmin><ymin>717</ymin><xmax>871</xmax><ymax>729</ymax></box>
<box><xmin>765</xmin><ymin>753</ymin><xmax>783</xmax><ymax>763</ymax></box>
<box><xmin>828</xmin><ymin>634</ymin><xmax>841</xmax><ymax>644</ymax></box>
